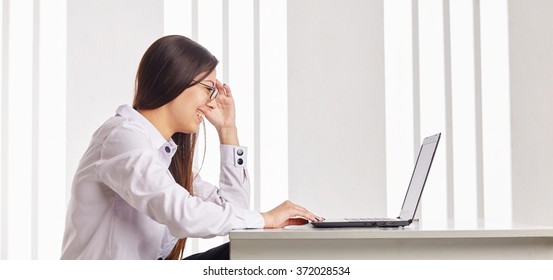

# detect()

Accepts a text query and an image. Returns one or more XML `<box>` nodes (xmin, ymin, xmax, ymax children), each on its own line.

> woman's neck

<box><xmin>137</xmin><ymin>108</ymin><xmax>174</xmax><ymax>141</ymax></box>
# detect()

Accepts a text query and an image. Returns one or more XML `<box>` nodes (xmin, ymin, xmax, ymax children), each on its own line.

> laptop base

<box><xmin>311</xmin><ymin>219</ymin><xmax>411</xmax><ymax>228</ymax></box>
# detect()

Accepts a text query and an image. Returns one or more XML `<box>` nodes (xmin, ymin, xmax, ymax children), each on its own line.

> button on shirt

<box><xmin>61</xmin><ymin>104</ymin><xmax>264</xmax><ymax>259</ymax></box>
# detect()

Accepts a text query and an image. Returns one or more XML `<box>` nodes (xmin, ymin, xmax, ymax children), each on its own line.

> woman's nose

<box><xmin>206</xmin><ymin>98</ymin><xmax>216</xmax><ymax>108</ymax></box>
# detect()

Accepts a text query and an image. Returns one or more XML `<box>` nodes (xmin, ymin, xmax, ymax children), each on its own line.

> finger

<box><xmin>222</xmin><ymin>83</ymin><xmax>232</xmax><ymax>97</ymax></box>
<box><xmin>215</xmin><ymin>80</ymin><xmax>225</xmax><ymax>95</ymax></box>
<box><xmin>284</xmin><ymin>201</ymin><xmax>319</xmax><ymax>222</ymax></box>
<box><xmin>291</xmin><ymin>208</ymin><xmax>319</xmax><ymax>223</ymax></box>
<box><xmin>290</xmin><ymin>204</ymin><xmax>322</xmax><ymax>222</ymax></box>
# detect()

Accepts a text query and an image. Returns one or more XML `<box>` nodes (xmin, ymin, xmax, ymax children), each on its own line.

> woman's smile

<box><xmin>196</xmin><ymin>110</ymin><xmax>204</xmax><ymax>123</ymax></box>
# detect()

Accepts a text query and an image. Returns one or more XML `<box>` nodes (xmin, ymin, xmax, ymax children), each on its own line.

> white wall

<box><xmin>287</xmin><ymin>0</ymin><xmax>387</xmax><ymax>218</ymax></box>
<box><xmin>509</xmin><ymin>0</ymin><xmax>553</xmax><ymax>226</ymax></box>
<box><xmin>66</xmin><ymin>0</ymin><xmax>163</xmax><ymax>196</ymax></box>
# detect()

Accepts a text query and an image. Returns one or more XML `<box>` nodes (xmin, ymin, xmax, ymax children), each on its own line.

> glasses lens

<box><xmin>211</xmin><ymin>88</ymin><xmax>218</xmax><ymax>100</ymax></box>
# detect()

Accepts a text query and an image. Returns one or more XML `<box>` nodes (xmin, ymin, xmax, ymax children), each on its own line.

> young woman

<box><xmin>61</xmin><ymin>35</ymin><xmax>322</xmax><ymax>260</ymax></box>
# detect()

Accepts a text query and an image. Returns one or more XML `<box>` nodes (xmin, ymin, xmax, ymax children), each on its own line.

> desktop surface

<box><xmin>231</xmin><ymin>219</ymin><xmax>553</xmax><ymax>239</ymax></box>
<box><xmin>230</xmin><ymin>219</ymin><xmax>553</xmax><ymax>259</ymax></box>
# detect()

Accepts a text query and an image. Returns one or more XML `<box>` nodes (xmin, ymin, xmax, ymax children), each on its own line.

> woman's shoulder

<box><xmin>92</xmin><ymin>115</ymin><xmax>153</xmax><ymax>150</ymax></box>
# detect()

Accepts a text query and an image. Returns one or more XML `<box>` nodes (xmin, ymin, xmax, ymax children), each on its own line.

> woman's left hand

<box><xmin>201</xmin><ymin>80</ymin><xmax>239</xmax><ymax>145</ymax></box>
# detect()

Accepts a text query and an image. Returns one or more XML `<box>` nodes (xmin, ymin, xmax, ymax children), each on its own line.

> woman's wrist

<box><xmin>217</xmin><ymin>126</ymin><xmax>239</xmax><ymax>146</ymax></box>
<box><xmin>260</xmin><ymin>212</ymin><xmax>268</xmax><ymax>228</ymax></box>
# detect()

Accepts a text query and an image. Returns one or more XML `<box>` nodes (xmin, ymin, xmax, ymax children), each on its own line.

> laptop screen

<box><xmin>398</xmin><ymin>133</ymin><xmax>440</xmax><ymax>220</ymax></box>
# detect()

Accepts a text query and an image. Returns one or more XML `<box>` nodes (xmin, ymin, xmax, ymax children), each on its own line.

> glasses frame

<box><xmin>193</xmin><ymin>80</ymin><xmax>219</xmax><ymax>100</ymax></box>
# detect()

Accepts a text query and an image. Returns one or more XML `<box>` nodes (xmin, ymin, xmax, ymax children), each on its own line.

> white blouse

<box><xmin>61</xmin><ymin>104</ymin><xmax>264</xmax><ymax>259</ymax></box>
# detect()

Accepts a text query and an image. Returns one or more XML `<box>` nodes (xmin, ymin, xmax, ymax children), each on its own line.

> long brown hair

<box><xmin>133</xmin><ymin>35</ymin><xmax>218</xmax><ymax>260</ymax></box>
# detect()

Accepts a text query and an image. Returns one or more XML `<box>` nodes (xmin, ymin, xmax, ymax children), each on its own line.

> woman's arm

<box><xmin>192</xmin><ymin>145</ymin><xmax>251</xmax><ymax>209</ymax></box>
<box><xmin>95</xmin><ymin>123</ymin><xmax>264</xmax><ymax>238</ymax></box>
<box><xmin>199</xmin><ymin>81</ymin><xmax>323</xmax><ymax>227</ymax></box>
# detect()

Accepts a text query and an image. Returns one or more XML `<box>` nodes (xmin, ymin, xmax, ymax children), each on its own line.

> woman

<box><xmin>61</xmin><ymin>35</ymin><xmax>322</xmax><ymax>260</ymax></box>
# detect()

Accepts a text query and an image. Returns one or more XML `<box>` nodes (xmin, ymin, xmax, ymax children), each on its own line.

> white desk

<box><xmin>230</xmin><ymin>220</ymin><xmax>553</xmax><ymax>259</ymax></box>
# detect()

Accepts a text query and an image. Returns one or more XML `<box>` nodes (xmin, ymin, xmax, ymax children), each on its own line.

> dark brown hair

<box><xmin>133</xmin><ymin>35</ymin><xmax>218</xmax><ymax>260</ymax></box>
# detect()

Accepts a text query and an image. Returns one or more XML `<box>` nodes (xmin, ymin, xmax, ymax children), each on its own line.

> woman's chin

<box><xmin>178</xmin><ymin>125</ymin><xmax>199</xmax><ymax>134</ymax></box>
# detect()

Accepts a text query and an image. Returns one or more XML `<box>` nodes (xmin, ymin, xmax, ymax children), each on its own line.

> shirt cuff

<box><xmin>220</xmin><ymin>144</ymin><xmax>247</xmax><ymax>168</ymax></box>
<box><xmin>233</xmin><ymin>207</ymin><xmax>265</xmax><ymax>229</ymax></box>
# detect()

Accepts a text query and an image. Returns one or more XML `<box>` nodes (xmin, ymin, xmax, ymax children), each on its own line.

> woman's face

<box><xmin>166</xmin><ymin>70</ymin><xmax>216</xmax><ymax>133</ymax></box>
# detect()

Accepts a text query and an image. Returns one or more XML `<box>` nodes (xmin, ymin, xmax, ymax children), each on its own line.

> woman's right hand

<box><xmin>261</xmin><ymin>200</ymin><xmax>324</xmax><ymax>228</ymax></box>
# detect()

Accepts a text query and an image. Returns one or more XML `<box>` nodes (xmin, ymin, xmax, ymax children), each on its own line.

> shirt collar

<box><xmin>115</xmin><ymin>104</ymin><xmax>176</xmax><ymax>152</ymax></box>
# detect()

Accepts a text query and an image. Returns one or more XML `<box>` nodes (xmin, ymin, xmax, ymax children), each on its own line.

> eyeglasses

<box><xmin>193</xmin><ymin>80</ymin><xmax>219</xmax><ymax>100</ymax></box>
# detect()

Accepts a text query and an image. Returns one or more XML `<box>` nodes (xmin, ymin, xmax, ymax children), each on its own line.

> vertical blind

<box><xmin>384</xmin><ymin>0</ymin><xmax>511</xmax><ymax>222</ymax></box>
<box><xmin>1</xmin><ymin>0</ymin><xmax>67</xmax><ymax>260</ymax></box>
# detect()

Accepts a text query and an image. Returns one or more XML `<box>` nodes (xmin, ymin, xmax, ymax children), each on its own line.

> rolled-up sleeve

<box><xmin>94</xmin><ymin>123</ymin><xmax>264</xmax><ymax>238</ymax></box>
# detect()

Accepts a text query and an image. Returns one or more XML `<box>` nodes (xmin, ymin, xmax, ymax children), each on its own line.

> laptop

<box><xmin>311</xmin><ymin>133</ymin><xmax>441</xmax><ymax>228</ymax></box>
